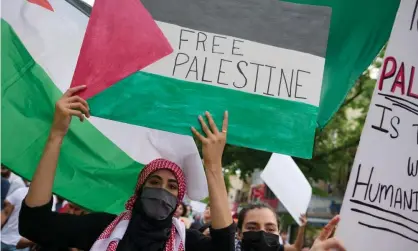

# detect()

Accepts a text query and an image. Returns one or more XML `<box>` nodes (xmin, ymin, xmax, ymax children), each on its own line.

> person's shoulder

<box><xmin>9</xmin><ymin>173</ymin><xmax>24</xmax><ymax>184</ymax></box>
<box><xmin>14</xmin><ymin>186</ymin><xmax>29</xmax><ymax>197</ymax></box>
<box><xmin>6</xmin><ymin>186</ymin><xmax>27</xmax><ymax>201</ymax></box>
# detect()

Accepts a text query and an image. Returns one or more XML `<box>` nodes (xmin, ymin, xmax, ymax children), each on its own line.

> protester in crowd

<box><xmin>2</xmin><ymin>177</ymin><xmax>11</xmax><ymax>209</ymax></box>
<box><xmin>1</xmin><ymin>164</ymin><xmax>25</xmax><ymax>196</ymax></box>
<box><xmin>280</xmin><ymin>230</ymin><xmax>289</xmax><ymax>245</ymax></box>
<box><xmin>19</xmin><ymin>86</ymin><xmax>235</xmax><ymax>251</ymax></box>
<box><xmin>235</xmin><ymin>203</ymin><xmax>345</xmax><ymax>251</ymax></box>
<box><xmin>186</xmin><ymin>205</ymin><xmax>192</xmax><ymax>218</ymax></box>
<box><xmin>174</xmin><ymin>202</ymin><xmax>186</xmax><ymax>218</ymax></box>
<box><xmin>190</xmin><ymin>205</ymin><xmax>211</xmax><ymax>230</ymax></box>
<box><xmin>1</xmin><ymin>186</ymin><xmax>34</xmax><ymax>251</ymax></box>
<box><xmin>174</xmin><ymin>202</ymin><xmax>192</xmax><ymax>228</ymax></box>
<box><xmin>235</xmin><ymin>203</ymin><xmax>307</xmax><ymax>251</ymax></box>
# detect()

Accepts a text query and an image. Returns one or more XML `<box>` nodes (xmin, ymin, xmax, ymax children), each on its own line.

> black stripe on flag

<box><xmin>66</xmin><ymin>0</ymin><xmax>331</xmax><ymax>57</ymax></box>
<box><xmin>142</xmin><ymin>0</ymin><xmax>331</xmax><ymax>57</ymax></box>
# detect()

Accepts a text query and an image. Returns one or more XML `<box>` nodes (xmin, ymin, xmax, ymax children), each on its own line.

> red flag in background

<box><xmin>70</xmin><ymin>0</ymin><xmax>173</xmax><ymax>99</ymax></box>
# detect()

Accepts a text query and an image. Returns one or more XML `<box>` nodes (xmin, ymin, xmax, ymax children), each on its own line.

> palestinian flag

<box><xmin>73</xmin><ymin>0</ymin><xmax>331</xmax><ymax>158</ymax></box>
<box><xmin>72</xmin><ymin>0</ymin><xmax>400</xmax><ymax>158</ymax></box>
<box><xmin>1</xmin><ymin>0</ymin><xmax>208</xmax><ymax>214</ymax></box>
<box><xmin>1</xmin><ymin>0</ymin><xmax>400</xmax><ymax>211</ymax></box>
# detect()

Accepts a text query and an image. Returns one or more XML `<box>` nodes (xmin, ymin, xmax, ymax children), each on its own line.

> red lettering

<box><xmin>378</xmin><ymin>56</ymin><xmax>397</xmax><ymax>90</ymax></box>
<box><xmin>407</xmin><ymin>66</ymin><xmax>418</xmax><ymax>99</ymax></box>
<box><xmin>391</xmin><ymin>62</ymin><xmax>406</xmax><ymax>95</ymax></box>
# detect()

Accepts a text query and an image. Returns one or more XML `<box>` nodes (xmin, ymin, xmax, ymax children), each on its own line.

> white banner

<box><xmin>337</xmin><ymin>1</ymin><xmax>418</xmax><ymax>250</ymax></box>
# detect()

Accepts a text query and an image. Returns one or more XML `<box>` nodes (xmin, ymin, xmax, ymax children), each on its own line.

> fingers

<box><xmin>300</xmin><ymin>214</ymin><xmax>307</xmax><ymax>222</ymax></box>
<box><xmin>67</xmin><ymin>96</ymin><xmax>90</xmax><ymax>117</ymax></box>
<box><xmin>320</xmin><ymin>238</ymin><xmax>346</xmax><ymax>251</ymax></box>
<box><xmin>68</xmin><ymin>96</ymin><xmax>89</xmax><ymax>110</ymax></box>
<box><xmin>69</xmin><ymin>110</ymin><xmax>84</xmax><ymax>122</ymax></box>
<box><xmin>193</xmin><ymin>110</ymin><xmax>228</xmax><ymax>140</ymax></box>
<box><xmin>221</xmin><ymin>111</ymin><xmax>228</xmax><ymax>133</ymax></box>
<box><xmin>318</xmin><ymin>215</ymin><xmax>340</xmax><ymax>241</ymax></box>
<box><xmin>64</xmin><ymin>85</ymin><xmax>86</xmax><ymax>97</ymax></box>
<box><xmin>205</xmin><ymin>112</ymin><xmax>219</xmax><ymax>134</ymax></box>
<box><xmin>191</xmin><ymin>126</ymin><xmax>206</xmax><ymax>142</ymax></box>
<box><xmin>198</xmin><ymin>115</ymin><xmax>212</xmax><ymax>137</ymax></box>
<box><xmin>68</xmin><ymin>102</ymin><xmax>90</xmax><ymax>118</ymax></box>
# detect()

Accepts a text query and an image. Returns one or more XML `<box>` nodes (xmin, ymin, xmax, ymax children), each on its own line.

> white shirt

<box><xmin>6</xmin><ymin>173</ymin><xmax>25</xmax><ymax>196</ymax></box>
<box><xmin>1</xmin><ymin>187</ymin><xmax>29</xmax><ymax>245</ymax></box>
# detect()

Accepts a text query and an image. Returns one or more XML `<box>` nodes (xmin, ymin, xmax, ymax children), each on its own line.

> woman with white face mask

<box><xmin>19</xmin><ymin>86</ymin><xmax>235</xmax><ymax>251</ymax></box>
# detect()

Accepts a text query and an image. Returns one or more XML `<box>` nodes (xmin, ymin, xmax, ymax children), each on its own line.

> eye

<box><xmin>169</xmin><ymin>183</ymin><xmax>179</xmax><ymax>190</ymax></box>
<box><xmin>247</xmin><ymin>226</ymin><xmax>256</xmax><ymax>231</ymax></box>
<box><xmin>266</xmin><ymin>227</ymin><xmax>277</xmax><ymax>233</ymax></box>
<box><xmin>147</xmin><ymin>178</ymin><xmax>160</xmax><ymax>186</ymax></box>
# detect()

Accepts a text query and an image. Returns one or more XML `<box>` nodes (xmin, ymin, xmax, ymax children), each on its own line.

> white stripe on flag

<box><xmin>2</xmin><ymin>0</ymin><xmax>208</xmax><ymax>200</ymax></box>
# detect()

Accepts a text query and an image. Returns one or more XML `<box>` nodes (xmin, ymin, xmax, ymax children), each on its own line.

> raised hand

<box><xmin>300</xmin><ymin>214</ymin><xmax>307</xmax><ymax>227</ymax></box>
<box><xmin>310</xmin><ymin>216</ymin><xmax>346</xmax><ymax>251</ymax></box>
<box><xmin>191</xmin><ymin>111</ymin><xmax>232</xmax><ymax>229</ymax></box>
<box><xmin>191</xmin><ymin>111</ymin><xmax>228</xmax><ymax>169</ymax></box>
<box><xmin>51</xmin><ymin>85</ymin><xmax>90</xmax><ymax>138</ymax></box>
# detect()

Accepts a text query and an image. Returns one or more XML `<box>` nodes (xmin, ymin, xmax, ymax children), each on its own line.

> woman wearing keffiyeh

<box><xmin>19</xmin><ymin>86</ymin><xmax>235</xmax><ymax>251</ymax></box>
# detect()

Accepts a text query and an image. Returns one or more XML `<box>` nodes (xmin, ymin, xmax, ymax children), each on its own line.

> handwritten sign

<box><xmin>336</xmin><ymin>1</ymin><xmax>418</xmax><ymax>250</ymax></box>
<box><xmin>85</xmin><ymin>0</ymin><xmax>332</xmax><ymax>159</ymax></box>
<box><xmin>143</xmin><ymin>22</ymin><xmax>325</xmax><ymax>107</ymax></box>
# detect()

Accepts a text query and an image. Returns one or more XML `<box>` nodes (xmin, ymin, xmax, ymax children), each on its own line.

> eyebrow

<box><xmin>265</xmin><ymin>223</ymin><xmax>278</xmax><ymax>228</ymax></box>
<box><xmin>148</xmin><ymin>175</ymin><xmax>163</xmax><ymax>181</ymax></box>
<box><xmin>245</xmin><ymin>221</ymin><xmax>258</xmax><ymax>226</ymax></box>
<box><xmin>148</xmin><ymin>175</ymin><xmax>178</xmax><ymax>184</ymax></box>
<box><xmin>168</xmin><ymin>179</ymin><xmax>178</xmax><ymax>184</ymax></box>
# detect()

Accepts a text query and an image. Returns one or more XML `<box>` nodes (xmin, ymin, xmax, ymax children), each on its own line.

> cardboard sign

<box><xmin>261</xmin><ymin>154</ymin><xmax>312</xmax><ymax>225</ymax></box>
<box><xmin>337</xmin><ymin>1</ymin><xmax>418</xmax><ymax>250</ymax></box>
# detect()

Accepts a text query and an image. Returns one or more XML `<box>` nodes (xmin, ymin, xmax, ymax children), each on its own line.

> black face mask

<box><xmin>241</xmin><ymin>231</ymin><xmax>282</xmax><ymax>251</ymax></box>
<box><xmin>137</xmin><ymin>187</ymin><xmax>178</xmax><ymax>220</ymax></box>
<box><xmin>117</xmin><ymin>187</ymin><xmax>178</xmax><ymax>251</ymax></box>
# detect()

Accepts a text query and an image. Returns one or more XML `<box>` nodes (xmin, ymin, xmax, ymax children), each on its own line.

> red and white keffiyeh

<box><xmin>90</xmin><ymin>159</ymin><xmax>187</xmax><ymax>251</ymax></box>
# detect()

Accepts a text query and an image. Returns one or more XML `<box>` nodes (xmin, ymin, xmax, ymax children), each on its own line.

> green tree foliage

<box><xmin>219</xmin><ymin>49</ymin><xmax>385</xmax><ymax>196</ymax></box>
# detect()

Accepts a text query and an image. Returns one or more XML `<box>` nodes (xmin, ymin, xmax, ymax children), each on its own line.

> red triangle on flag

<box><xmin>70</xmin><ymin>0</ymin><xmax>173</xmax><ymax>99</ymax></box>
<box><xmin>28</xmin><ymin>0</ymin><xmax>54</xmax><ymax>11</ymax></box>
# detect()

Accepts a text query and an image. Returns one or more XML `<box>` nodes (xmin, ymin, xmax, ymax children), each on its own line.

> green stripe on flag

<box><xmin>1</xmin><ymin>19</ymin><xmax>142</xmax><ymax>214</ymax></box>
<box><xmin>284</xmin><ymin>0</ymin><xmax>400</xmax><ymax>127</ymax></box>
<box><xmin>87</xmin><ymin>71</ymin><xmax>319</xmax><ymax>158</ymax></box>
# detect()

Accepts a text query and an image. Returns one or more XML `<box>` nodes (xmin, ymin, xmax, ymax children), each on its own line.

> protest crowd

<box><xmin>2</xmin><ymin>0</ymin><xmax>416</xmax><ymax>251</ymax></box>
<box><xmin>1</xmin><ymin>87</ymin><xmax>344</xmax><ymax>251</ymax></box>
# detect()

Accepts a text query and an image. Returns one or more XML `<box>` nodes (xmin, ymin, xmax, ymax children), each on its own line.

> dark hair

<box><xmin>180</xmin><ymin>202</ymin><xmax>188</xmax><ymax>217</ymax></box>
<box><xmin>237</xmin><ymin>203</ymin><xmax>279</xmax><ymax>231</ymax></box>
